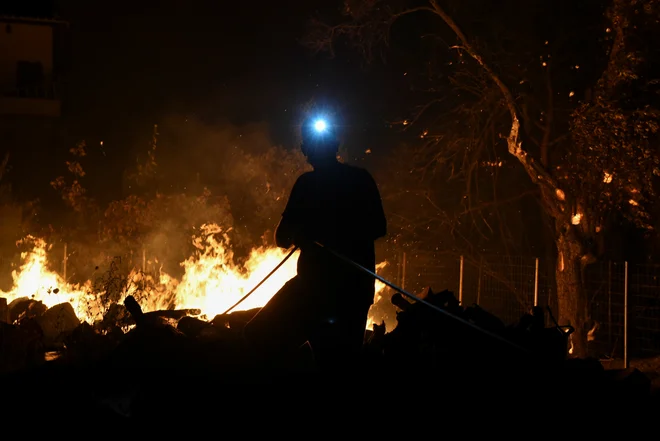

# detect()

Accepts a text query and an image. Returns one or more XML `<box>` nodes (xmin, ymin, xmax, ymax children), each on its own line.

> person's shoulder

<box><xmin>341</xmin><ymin>163</ymin><xmax>376</xmax><ymax>182</ymax></box>
<box><xmin>294</xmin><ymin>170</ymin><xmax>315</xmax><ymax>184</ymax></box>
<box><xmin>340</xmin><ymin>162</ymin><xmax>370</xmax><ymax>175</ymax></box>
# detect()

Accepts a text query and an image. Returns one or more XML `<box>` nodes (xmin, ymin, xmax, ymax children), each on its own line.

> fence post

<box><xmin>533</xmin><ymin>257</ymin><xmax>539</xmax><ymax>307</ymax></box>
<box><xmin>63</xmin><ymin>243</ymin><xmax>68</xmax><ymax>282</ymax></box>
<box><xmin>459</xmin><ymin>255</ymin><xmax>464</xmax><ymax>305</ymax></box>
<box><xmin>402</xmin><ymin>252</ymin><xmax>407</xmax><ymax>290</ymax></box>
<box><xmin>608</xmin><ymin>261</ymin><xmax>612</xmax><ymax>350</ymax></box>
<box><xmin>624</xmin><ymin>261</ymin><xmax>629</xmax><ymax>369</ymax></box>
<box><xmin>476</xmin><ymin>257</ymin><xmax>483</xmax><ymax>305</ymax></box>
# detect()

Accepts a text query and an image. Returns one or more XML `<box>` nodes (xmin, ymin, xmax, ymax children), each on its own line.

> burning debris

<box><xmin>0</xmin><ymin>226</ymin><xmax>302</xmax><ymax>323</ymax></box>
<box><xmin>0</xmin><ymin>225</ymin><xmax>390</xmax><ymax>370</ymax></box>
<box><xmin>0</xmin><ymin>229</ymin><xmax>656</xmax><ymax>423</ymax></box>
<box><xmin>0</xmin><ymin>226</ymin><xmax>388</xmax><ymax>325</ymax></box>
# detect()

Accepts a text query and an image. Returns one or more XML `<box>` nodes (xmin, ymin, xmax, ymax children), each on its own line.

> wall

<box><xmin>0</xmin><ymin>21</ymin><xmax>53</xmax><ymax>90</ymax></box>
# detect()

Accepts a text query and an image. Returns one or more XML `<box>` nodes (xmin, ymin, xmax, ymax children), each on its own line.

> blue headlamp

<box><xmin>313</xmin><ymin>119</ymin><xmax>328</xmax><ymax>133</ymax></box>
<box><xmin>302</xmin><ymin>116</ymin><xmax>337</xmax><ymax>146</ymax></box>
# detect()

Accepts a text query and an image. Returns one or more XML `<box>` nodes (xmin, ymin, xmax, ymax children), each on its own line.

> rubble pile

<box><xmin>0</xmin><ymin>286</ymin><xmax>655</xmax><ymax>423</ymax></box>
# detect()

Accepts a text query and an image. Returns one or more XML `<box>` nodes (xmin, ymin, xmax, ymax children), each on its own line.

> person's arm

<box><xmin>275</xmin><ymin>216</ymin><xmax>296</xmax><ymax>248</ymax></box>
<box><xmin>364</xmin><ymin>172</ymin><xmax>387</xmax><ymax>240</ymax></box>
<box><xmin>275</xmin><ymin>175</ymin><xmax>307</xmax><ymax>248</ymax></box>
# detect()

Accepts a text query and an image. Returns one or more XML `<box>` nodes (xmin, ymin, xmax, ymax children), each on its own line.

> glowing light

<box><xmin>603</xmin><ymin>172</ymin><xmax>613</xmax><ymax>183</ymax></box>
<box><xmin>314</xmin><ymin>119</ymin><xmax>327</xmax><ymax>132</ymax></box>
<box><xmin>571</xmin><ymin>213</ymin><xmax>582</xmax><ymax>225</ymax></box>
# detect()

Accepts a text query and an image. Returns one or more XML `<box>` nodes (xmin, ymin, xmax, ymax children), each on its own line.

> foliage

<box><xmin>568</xmin><ymin>0</ymin><xmax>660</xmax><ymax>232</ymax></box>
<box><xmin>125</xmin><ymin>124</ymin><xmax>159</xmax><ymax>191</ymax></box>
<box><xmin>50</xmin><ymin>141</ymin><xmax>94</xmax><ymax>213</ymax></box>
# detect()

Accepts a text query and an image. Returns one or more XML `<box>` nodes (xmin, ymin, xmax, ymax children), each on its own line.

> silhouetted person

<box><xmin>244</xmin><ymin>115</ymin><xmax>386</xmax><ymax>373</ymax></box>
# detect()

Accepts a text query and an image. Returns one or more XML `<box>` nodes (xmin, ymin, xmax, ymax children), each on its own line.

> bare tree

<box><xmin>305</xmin><ymin>0</ymin><xmax>660</xmax><ymax>357</ymax></box>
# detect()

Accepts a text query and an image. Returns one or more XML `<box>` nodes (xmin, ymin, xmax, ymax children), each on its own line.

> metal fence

<box><xmin>396</xmin><ymin>251</ymin><xmax>660</xmax><ymax>363</ymax></box>
<box><xmin>13</xmin><ymin>241</ymin><xmax>660</xmax><ymax>365</ymax></box>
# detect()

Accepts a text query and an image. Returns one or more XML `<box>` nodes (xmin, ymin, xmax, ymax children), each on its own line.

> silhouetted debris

<box><xmin>0</xmin><ymin>320</ymin><xmax>44</xmax><ymax>373</ymax></box>
<box><xmin>607</xmin><ymin>367</ymin><xmax>651</xmax><ymax>396</ymax></box>
<box><xmin>106</xmin><ymin>296</ymin><xmax>189</xmax><ymax>371</ymax></box>
<box><xmin>0</xmin><ymin>297</ymin><xmax>8</xmax><ymax>323</ymax></box>
<box><xmin>123</xmin><ymin>295</ymin><xmax>145</xmax><ymax>324</ymax></box>
<box><xmin>101</xmin><ymin>303</ymin><xmax>134</xmax><ymax>330</ymax></box>
<box><xmin>0</xmin><ymin>283</ymin><xmax>657</xmax><ymax>422</ymax></box>
<box><xmin>62</xmin><ymin>322</ymin><xmax>121</xmax><ymax>365</ymax></box>
<box><xmin>463</xmin><ymin>303</ymin><xmax>506</xmax><ymax>332</ymax></box>
<box><xmin>384</xmin><ymin>287</ymin><xmax>572</xmax><ymax>367</ymax></box>
<box><xmin>145</xmin><ymin>308</ymin><xmax>201</xmax><ymax>321</ymax></box>
<box><xmin>35</xmin><ymin>302</ymin><xmax>79</xmax><ymax>348</ymax></box>
<box><xmin>211</xmin><ymin>307</ymin><xmax>261</xmax><ymax>330</ymax></box>
<box><xmin>177</xmin><ymin>315</ymin><xmax>213</xmax><ymax>338</ymax></box>
<box><xmin>8</xmin><ymin>297</ymin><xmax>47</xmax><ymax>323</ymax></box>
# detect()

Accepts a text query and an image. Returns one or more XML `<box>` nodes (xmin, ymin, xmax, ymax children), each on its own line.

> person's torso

<box><xmin>294</xmin><ymin>164</ymin><xmax>377</xmax><ymax>279</ymax></box>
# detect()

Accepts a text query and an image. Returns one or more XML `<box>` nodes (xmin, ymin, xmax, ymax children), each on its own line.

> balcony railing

<box><xmin>0</xmin><ymin>82</ymin><xmax>61</xmax><ymax>116</ymax></box>
<box><xmin>1</xmin><ymin>82</ymin><xmax>58</xmax><ymax>100</ymax></box>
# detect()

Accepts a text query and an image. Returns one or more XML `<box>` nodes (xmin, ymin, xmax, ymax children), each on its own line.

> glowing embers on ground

<box><xmin>0</xmin><ymin>224</ymin><xmax>388</xmax><ymax>328</ymax></box>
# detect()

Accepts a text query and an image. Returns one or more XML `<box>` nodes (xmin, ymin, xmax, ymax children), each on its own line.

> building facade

<box><xmin>0</xmin><ymin>11</ymin><xmax>68</xmax><ymax>201</ymax></box>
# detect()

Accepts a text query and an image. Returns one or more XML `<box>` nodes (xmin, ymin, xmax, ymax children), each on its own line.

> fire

<box><xmin>0</xmin><ymin>236</ymin><xmax>94</xmax><ymax>316</ymax></box>
<box><xmin>172</xmin><ymin>223</ymin><xmax>299</xmax><ymax>318</ymax></box>
<box><xmin>1</xmin><ymin>225</ymin><xmax>388</xmax><ymax>329</ymax></box>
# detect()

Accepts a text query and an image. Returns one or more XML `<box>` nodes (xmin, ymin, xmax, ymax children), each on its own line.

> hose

<box><xmin>312</xmin><ymin>241</ymin><xmax>531</xmax><ymax>355</ymax></box>
<box><xmin>222</xmin><ymin>239</ymin><xmax>529</xmax><ymax>356</ymax></box>
<box><xmin>220</xmin><ymin>246</ymin><xmax>299</xmax><ymax>315</ymax></box>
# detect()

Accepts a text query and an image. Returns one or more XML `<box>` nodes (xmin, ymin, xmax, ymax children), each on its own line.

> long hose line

<box><xmin>221</xmin><ymin>246</ymin><xmax>299</xmax><ymax>315</ymax></box>
<box><xmin>311</xmin><ymin>241</ymin><xmax>531</xmax><ymax>356</ymax></box>
<box><xmin>220</xmin><ymin>240</ymin><xmax>529</xmax><ymax>356</ymax></box>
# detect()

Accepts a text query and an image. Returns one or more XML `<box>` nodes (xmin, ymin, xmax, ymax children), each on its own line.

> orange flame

<box><xmin>1</xmin><ymin>225</ymin><xmax>388</xmax><ymax>328</ymax></box>
<box><xmin>171</xmin><ymin>223</ymin><xmax>300</xmax><ymax>319</ymax></box>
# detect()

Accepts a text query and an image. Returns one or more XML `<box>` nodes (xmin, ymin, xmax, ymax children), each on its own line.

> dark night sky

<box><xmin>4</xmin><ymin>0</ymin><xmax>401</xmax><ymax>147</ymax></box>
<box><xmin>53</xmin><ymin>0</ymin><xmax>398</xmax><ymax>148</ymax></box>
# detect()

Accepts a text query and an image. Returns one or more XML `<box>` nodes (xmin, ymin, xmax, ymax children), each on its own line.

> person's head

<box><xmin>300</xmin><ymin>115</ymin><xmax>340</xmax><ymax>168</ymax></box>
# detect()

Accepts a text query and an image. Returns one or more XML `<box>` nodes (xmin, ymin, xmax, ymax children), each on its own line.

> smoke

<box><xmin>130</xmin><ymin>115</ymin><xmax>310</xmax><ymax>273</ymax></box>
<box><xmin>0</xmin><ymin>115</ymin><xmax>310</xmax><ymax>287</ymax></box>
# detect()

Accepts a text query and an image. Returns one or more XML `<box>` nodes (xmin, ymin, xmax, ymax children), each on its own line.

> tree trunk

<box><xmin>555</xmin><ymin>227</ymin><xmax>589</xmax><ymax>359</ymax></box>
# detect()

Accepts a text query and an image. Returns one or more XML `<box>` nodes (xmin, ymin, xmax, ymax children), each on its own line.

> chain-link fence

<box><xmin>398</xmin><ymin>251</ymin><xmax>660</xmax><ymax>363</ymax></box>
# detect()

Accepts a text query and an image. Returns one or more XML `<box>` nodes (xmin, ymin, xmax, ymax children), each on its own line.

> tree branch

<box><xmin>428</xmin><ymin>0</ymin><xmax>565</xmax><ymax>218</ymax></box>
<box><xmin>457</xmin><ymin>190</ymin><xmax>539</xmax><ymax>217</ymax></box>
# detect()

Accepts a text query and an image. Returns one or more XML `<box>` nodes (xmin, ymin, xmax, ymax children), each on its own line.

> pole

<box><xmin>608</xmin><ymin>261</ymin><xmax>612</xmax><ymax>350</ymax></box>
<box><xmin>402</xmin><ymin>252</ymin><xmax>407</xmax><ymax>290</ymax></box>
<box><xmin>534</xmin><ymin>257</ymin><xmax>539</xmax><ymax>307</ymax></box>
<box><xmin>63</xmin><ymin>243</ymin><xmax>68</xmax><ymax>282</ymax></box>
<box><xmin>459</xmin><ymin>255</ymin><xmax>464</xmax><ymax>305</ymax></box>
<box><xmin>476</xmin><ymin>257</ymin><xmax>483</xmax><ymax>305</ymax></box>
<box><xmin>142</xmin><ymin>247</ymin><xmax>146</xmax><ymax>273</ymax></box>
<box><xmin>624</xmin><ymin>261</ymin><xmax>629</xmax><ymax>369</ymax></box>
